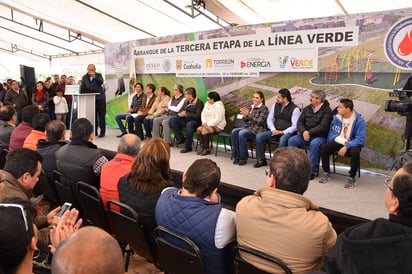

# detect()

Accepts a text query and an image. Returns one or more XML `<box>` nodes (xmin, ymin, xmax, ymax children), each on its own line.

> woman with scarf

<box><xmin>32</xmin><ymin>81</ymin><xmax>51</xmax><ymax>114</ymax></box>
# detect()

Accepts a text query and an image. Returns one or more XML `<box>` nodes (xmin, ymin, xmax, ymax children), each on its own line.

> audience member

<box><xmin>155</xmin><ymin>158</ymin><xmax>236</xmax><ymax>274</ymax></box>
<box><xmin>32</xmin><ymin>81</ymin><xmax>51</xmax><ymax>113</ymax></box>
<box><xmin>23</xmin><ymin>113</ymin><xmax>50</xmax><ymax>151</ymax></box>
<box><xmin>100</xmin><ymin>133</ymin><xmax>141</xmax><ymax>207</ymax></box>
<box><xmin>231</xmin><ymin>91</ymin><xmax>269</xmax><ymax>166</ymax></box>
<box><xmin>319</xmin><ymin>98</ymin><xmax>366</xmax><ymax>189</ymax></box>
<box><xmin>323</xmin><ymin>160</ymin><xmax>412</xmax><ymax>273</ymax></box>
<box><xmin>196</xmin><ymin>91</ymin><xmax>226</xmax><ymax>156</ymax></box>
<box><xmin>115</xmin><ymin>82</ymin><xmax>145</xmax><ymax>137</ymax></box>
<box><xmin>51</xmin><ymin>74</ymin><xmax>60</xmax><ymax>94</ymax></box>
<box><xmin>0</xmin><ymin>82</ymin><xmax>6</xmax><ymax>106</ymax></box>
<box><xmin>0</xmin><ymin>105</ymin><xmax>16</xmax><ymax>149</ymax></box>
<box><xmin>119</xmin><ymin>137</ymin><xmax>172</xmax><ymax>253</ymax></box>
<box><xmin>37</xmin><ymin>120</ymin><xmax>68</xmax><ymax>203</ymax></box>
<box><xmin>288</xmin><ymin>90</ymin><xmax>333</xmax><ymax>179</ymax></box>
<box><xmin>0</xmin><ymin>198</ymin><xmax>37</xmax><ymax>274</ymax></box>
<box><xmin>152</xmin><ymin>84</ymin><xmax>186</xmax><ymax>146</ymax></box>
<box><xmin>0</xmin><ymin>148</ymin><xmax>61</xmax><ymax>244</ymax></box>
<box><xmin>53</xmin><ymin>85</ymin><xmax>69</xmax><ymax>123</ymax></box>
<box><xmin>236</xmin><ymin>147</ymin><xmax>337</xmax><ymax>273</ymax></box>
<box><xmin>143</xmin><ymin>86</ymin><xmax>171</xmax><ymax>139</ymax></box>
<box><xmin>51</xmin><ymin>226</ymin><xmax>124</xmax><ymax>274</ymax></box>
<box><xmin>254</xmin><ymin>88</ymin><xmax>300</xmax><ymax>168</ymax></box>
<box><xmin>0</xmin><ymin>148</ymin><xmax>43</xmax><ymax>202</ymax></box>
<box><xmin>48</xmin><ymin>207</ymin><xmax>83</xmax><ymax>254</ymax></box>
<box><xmin>133</xmin><ymin>83</ymin><xmax>157</xmax><ymax>140</ymax></box>
<box><xmin>81</xmin><ymin>64</ymin><xmax>106</xmax><ymax>138</ymax></box>
<box><xmin>55</xmin><ymin>118</ymin><xmax>108</xmax><ymax>189</ymax></box>
<box><xmin>44</xmin><ymin>78</ymin><xmax>55</xmax><ymax>120</ymax></box>
<box><xmin>170</xmin><ymin>87</ymin><xmax>204</xmax><ymax>153</ymax></box>
<box><xmin>4</xmin><ymin>80</ymin><xmax>28</xmax><ymax>125</ymax></box>
<box><xmin>9</xmin><ymin>105</ymin><xmax>40</xmax><ymax>151</ymax></box>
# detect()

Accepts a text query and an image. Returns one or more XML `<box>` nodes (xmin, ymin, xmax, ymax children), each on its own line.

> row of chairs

<box><xmin>52</xmin><ymin>170</ymin><xmax>293</xmax><ymax>273</ymax></box>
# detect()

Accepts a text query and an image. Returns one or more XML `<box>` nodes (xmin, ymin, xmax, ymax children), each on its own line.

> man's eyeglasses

<box><xmin>384</xmin><ymin>178</ymin><xmax>393</xmax><ymax>191</ymax></box>
<box><xmin>265</xmin><ymin>168</ymin><xmax>271</xmax><ymax>177</ymax></box>
<box><xmin>0</xmin><ymin>203</ymin><xmax>29</xmax><ymax>231</ymax></box>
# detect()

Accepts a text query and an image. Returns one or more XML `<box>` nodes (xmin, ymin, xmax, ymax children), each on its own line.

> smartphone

<box><xmin>56</xmin><ymin>202</ymin><xmax>72</xmax><ymax>218</ymax></box>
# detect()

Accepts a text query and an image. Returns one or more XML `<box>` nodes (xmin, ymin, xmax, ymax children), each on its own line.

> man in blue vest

<box><xmin>254</xmin><ymin>88</ymin><xmax>301</xmax><ymax>168</ymax></box>
<box><xmin>155</xmin><ymin>158</ymin><xmax>236</xmax><ymax>274</ymax></box>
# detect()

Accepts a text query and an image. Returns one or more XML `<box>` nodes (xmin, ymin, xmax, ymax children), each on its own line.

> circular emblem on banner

<box><xmin>162</xmin><ymin>59</ymin><xmax>171</xmax><ymax>72</ymax></box>
<box><xmin>384</xmin><ymin>17</ymin><xmax>412</xmax><ymax>69</ymax></box>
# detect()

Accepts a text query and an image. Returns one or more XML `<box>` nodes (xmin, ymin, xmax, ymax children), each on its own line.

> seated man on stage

<box><xmin>288</xmin><ymin>90</ymin><xmax>333</xmax><ymax>180</ymax></box>
<box><xmin>115</xmin><ymin>82</ymin><xmax>145</xmax><ymax>137</ymax></box>
<box><xmin>169</xmin><ymin>87</ymin><xmax>203</xmax><ymax>153</ymax></box>
<box><xmin>318</xmin><ymin>98</ymin><xmax>366</xmax><ymax>189</ymax></box>
<box><xmin>254</xmin><ymin>88</ymin><xmax>300</xmax><ymax>168</ymax></box>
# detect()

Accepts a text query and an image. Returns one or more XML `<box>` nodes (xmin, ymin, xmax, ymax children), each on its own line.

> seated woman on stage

<box><xmin>231</xmin><ymin>91</ymin><xmax>269</xmax><ymax>166</ymax></box>
<box><xmin>196</xmin><ymin>91</ymin><xmax>226</xmax><ymax>156</ymax></box>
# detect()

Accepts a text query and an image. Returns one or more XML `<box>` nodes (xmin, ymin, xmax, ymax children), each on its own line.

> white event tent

<box><xmin>1</xmin><ymin>0</ymin><xmax>411</xmax><ymax>77</ymax></box>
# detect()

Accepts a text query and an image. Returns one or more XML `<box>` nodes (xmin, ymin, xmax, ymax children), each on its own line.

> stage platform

<box><xmin>95</xmin><ymin>128</ymin><xmax>391</xmax><ymax>221</ymax></box>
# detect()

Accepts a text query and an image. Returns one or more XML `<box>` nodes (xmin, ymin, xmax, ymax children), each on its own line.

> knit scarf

<box><xmin>36</xmin><ymin>90</ymin><xmax>44</xmax><ymax>102</ymax></box>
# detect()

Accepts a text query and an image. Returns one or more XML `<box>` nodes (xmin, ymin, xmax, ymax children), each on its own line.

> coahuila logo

<box><xmin>176</xmin><ymin>60</ymin><xmax>201</xmax><ymax>70</ymax></box>
<box><xmin>384</xmin><ymin>17</ymin><xmax>412</xmax><ymax>69</ymax></box>
<box><xmin>176</xmin><ymin>60</ymin><xmax>183</xmax><ymax>70</ymax></box>
<box><xmin>240</xmin><ymin>58</ymin><xmax>271</xmax><ymax>69</ymax></box>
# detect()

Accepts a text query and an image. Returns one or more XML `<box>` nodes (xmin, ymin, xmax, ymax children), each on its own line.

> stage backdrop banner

<box><xmin>104</xmin><ymin>8</ymin><xmax>412</xmax><ymax>170</ymax></box>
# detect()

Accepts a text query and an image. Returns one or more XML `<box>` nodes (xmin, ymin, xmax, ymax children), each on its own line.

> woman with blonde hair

<box><xmin>118</xmin><ymin>137</ymin><xmax>173</xmax><ymax>251</ymax></box>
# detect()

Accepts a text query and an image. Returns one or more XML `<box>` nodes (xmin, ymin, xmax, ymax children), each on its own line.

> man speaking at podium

<box><xmin>81</xmin><ymin>64</ymin><xmax>106</xmax><ymax>138</ymax></box>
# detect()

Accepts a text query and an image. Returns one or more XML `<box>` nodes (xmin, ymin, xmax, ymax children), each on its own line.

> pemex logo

<box><xmin>384</xmin><ymin>17</ymin><xmax>412</xmax><ymax>69</ymax></box>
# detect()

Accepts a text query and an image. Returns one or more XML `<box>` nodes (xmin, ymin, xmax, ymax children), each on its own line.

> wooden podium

<box><xmin>65</xmin><ymin>85</ymin><xmax>98</xmax><ymax>129</ymax></box>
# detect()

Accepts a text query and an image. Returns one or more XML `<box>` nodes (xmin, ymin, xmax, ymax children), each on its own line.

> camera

<box><xmin>384</xmin><ymin>89</ymin><xmax>412</xmax><ymax>116</ymax></box>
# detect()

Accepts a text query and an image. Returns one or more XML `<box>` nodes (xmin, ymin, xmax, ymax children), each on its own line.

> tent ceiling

<box><xmin>1</xmin><ymin>0</ymin><xmax>411</xmax><ymax>62</ymax></box>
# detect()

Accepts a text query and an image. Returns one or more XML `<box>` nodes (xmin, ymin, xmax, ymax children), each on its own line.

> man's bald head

<box><xmin>118</xmin><ymin>133</ymin><xmax>141</xmax><ymax>156</ymax></box>
<box><xmin>52</xmin><ymin>226</ymin><xmax>124</xmax><ymax>274</ymax></box>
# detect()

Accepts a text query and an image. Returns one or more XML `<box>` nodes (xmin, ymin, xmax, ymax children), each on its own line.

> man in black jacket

<box><xmin>169</xmin><ymin>87</ymin><xmax>204</xmax><ymax>153</ymax></box>
<box><xmin>288</xmin><ymin>90</ymin><xmax>333</xmax><ymax>179</ymax></box>
<box><xmin>322</xmin><ymin>160</ymin><xmax>412</xmax><ymax>273</ymax></box>
<box><xmin>55</xmin><ymin>118</ymin><xmax>108</xmax><ymax>189</ymax></box>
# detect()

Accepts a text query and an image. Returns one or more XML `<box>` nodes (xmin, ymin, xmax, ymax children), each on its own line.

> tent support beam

<box><xmin>335</xmin><ymin>0</ymin><xmax>349</xmax><ymax>14</ymax></box>
<box><xmin>0</xmin><ymin>44</ymin><xmax>49</xmax><ymax>59</ymax></box>
<box><xmin>75</xmin><ymin>0</ymin><xmax>156</xmax><ymax>38</ymax></box>
<box><xmin>163</xmin><ymin>0</ymin><xmax>228</xmax><ymax>28</ymax></box>
<box><xmin>0</xmin><ymin>13</ymin><xmax>104</xmax><ymax>50</ymax></box>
